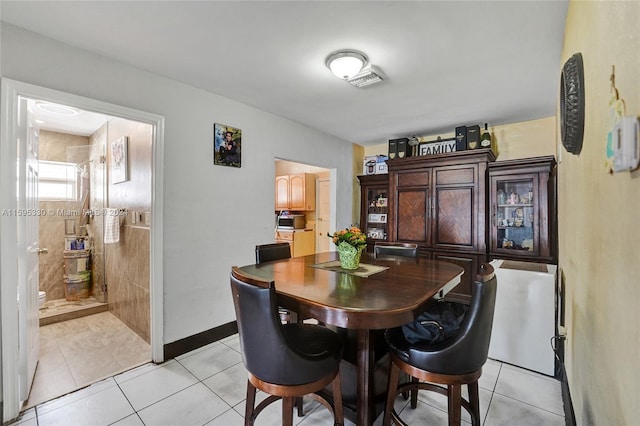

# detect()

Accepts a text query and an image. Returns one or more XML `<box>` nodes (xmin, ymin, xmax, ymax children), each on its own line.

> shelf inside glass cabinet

<box><xmin>496</xmin><ymin>179</ymin><xmax>535</xmax><ymax>252</ymax></box>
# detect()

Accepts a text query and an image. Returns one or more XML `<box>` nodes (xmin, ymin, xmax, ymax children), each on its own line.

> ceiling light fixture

<box><xmin>35</xmin><ymin>101</ymin><xmax>79</xmax><ymax>116</ymax></box>
<box><xmin>326</xmin><ymin>50</ymin><xmax>368</xmax><ymax>80</ymax></box>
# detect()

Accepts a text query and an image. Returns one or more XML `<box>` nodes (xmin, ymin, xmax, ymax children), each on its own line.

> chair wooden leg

<box><xmin>410</xmin><ymin>376</ymin><xmax>419</xmax><ymax>409</ymax></box>
<box><xmin>447</xmin><ymin>384</ymin><xmax>462</xmax><ymax>426</ymax></box>
<box><xmin>283</xmin><ymin>396</ymin><xmax>294</xmax><ymax>426</ymax></box>
<box><xmin>383</xmin><ymin>361</ymin><xmax>401</xmax><ymax>426</ymax></box>
<box><xmin>468</xmin><ymin>381</ymin><xmax>480</xmax><ymax>426</ymax></box>
<box><xmin>244</xmin><ymin>380</ymin><xmax>256</xmax><ymax>426</ymax></box>
<box><xmin>296</xmin><ymin>396</ymin><xmax>304</xmax><ymax>417</ymax></box>
<box><xmin>332</xmin><ymin>372</ymin><xmax>344</xmax><ymax>426</ymax></box>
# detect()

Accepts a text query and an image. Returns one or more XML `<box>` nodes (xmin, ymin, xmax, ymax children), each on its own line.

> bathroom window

<box><xmin>38</xmin><ymin>160</ymin><xmax>78</xmax><ymax>201</ymax></box>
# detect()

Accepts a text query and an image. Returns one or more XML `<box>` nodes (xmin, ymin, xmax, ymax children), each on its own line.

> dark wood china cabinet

<box><xmin>387</xmin><ymin>149</ymin><xmax>495</xmax><ymax>303</ymax></box>
<box><xmin>488</xmin><ymin>156</ymin><xmax>557</xmax><ymax>264</ymax></box>
<box><xmin>358</xmin><ymin>149</ymin><xmax>556</xmax><ymax>304</ymax></box>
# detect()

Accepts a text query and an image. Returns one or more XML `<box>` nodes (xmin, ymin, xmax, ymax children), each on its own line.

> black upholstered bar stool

<box><xmin>255</xmin><ymin>242</ymin><xmax>294</xmax><ymax>323</ymax></box>
<box><xmin>382</xmin><ymin>264</ymin><xmax>497</xmax><ymax>426</ymax></box>
<box><xmin>230</xmin><ymin>267</ymin><xmax>344</xmax><ymax>426</ymax></box>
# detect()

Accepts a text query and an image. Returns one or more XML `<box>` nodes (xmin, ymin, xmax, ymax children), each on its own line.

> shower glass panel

<box><xmin>66</xmin><ymin>144</ymin><xmax>107</xmax><ymax>303</ymax></box>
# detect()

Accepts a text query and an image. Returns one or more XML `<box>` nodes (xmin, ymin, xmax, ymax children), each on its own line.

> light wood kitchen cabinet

<box><xmin>275</xmin><ymin>173</ymin><xmax>316</xmax><ymax>211</ymax></box>
<box><xmin>275</xmin><ymin>229</ymin><xmax>315</xmax><ymax>257</ymax></box>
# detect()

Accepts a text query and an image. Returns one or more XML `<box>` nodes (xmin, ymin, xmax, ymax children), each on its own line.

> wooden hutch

<box><xmin>358</xmin><ymin>148</ymin><xmax>556</xmax><ymax>304</ymax></box>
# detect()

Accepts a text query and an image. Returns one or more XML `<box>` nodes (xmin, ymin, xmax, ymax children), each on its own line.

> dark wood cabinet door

<box><xmin>434</xmin><ymin>187</ymin><xmax>473</xmax><ymax>248</ymax></box>
<box><xmin>431</xmin><ymin>162</ymin><xmax>481</xmax><ymax>251</ymax></box>
<box><xmin>397</xmin><ymin>189</ymin><xmax>429</xmax><ymax>243</ymax></box>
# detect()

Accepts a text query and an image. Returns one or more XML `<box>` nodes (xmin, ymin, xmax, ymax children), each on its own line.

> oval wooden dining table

<box><xmin>236</xmin><ymin>251</ymin><xmax>464</xmax><ymax>426</ymax></box>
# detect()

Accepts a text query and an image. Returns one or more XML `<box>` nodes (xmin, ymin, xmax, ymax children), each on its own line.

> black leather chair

<box><xmin>382</xmin><ymin>263</ymin><xmax>497</xmax><ymax>426</ymax></box>
<box><xmin>255</xmin><ymin>242</ymin><xmax>291</xmax><ymax>264</ymax></box>
<box><xmin>230</xmin><ymin>267</ymin><xmax>344</xmax><ymax>426</ymax></box>
<box><xmin>255</xmin><ymin>243</ymin><xmax>294</xmax><ymax>323</ymax></box>
<box><xmin>374</xmin><ymin>242</ymin><xmax>419</xmax><ymax>262</ymax></box>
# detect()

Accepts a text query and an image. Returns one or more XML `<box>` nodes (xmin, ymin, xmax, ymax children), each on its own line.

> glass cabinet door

<box><xmin>491</xmin><ymin>174</ymin><xmax>539</xmax><ymax>256</ymax></box>
<box><xmin>364</xmin><ymin>187</ymin><xmax>388</xmax><ymax>243</ymax></box>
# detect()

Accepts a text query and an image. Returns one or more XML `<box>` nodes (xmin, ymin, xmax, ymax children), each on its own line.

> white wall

<box><xmin>1</xmin><ymin>24</ymin><xmax>355</xmax><ymax>343</ymax></box>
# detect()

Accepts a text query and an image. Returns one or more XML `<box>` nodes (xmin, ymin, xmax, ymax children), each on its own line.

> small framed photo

<box><xmin>111</xmin><ymin>136</ymin><xmax>128</xmax><ymax>184</ymax></box>
<box><xmin>368</xmin><ymin>213</ymin><xmax>387</xmax><ymax>223</ymax></box>
<box><xmin>214</xmin><ymin>123</ymin><xmax>242</xmax><ymax>167</ymax></box>
<box><xmin>376</xmin><ymin>197</ymin><xmax>388</xmax><ymax>207</ymax></box>
<box><xmin>367</xmin><ymin>228</ymin><xmax>385</xmax><ymax>239</ymax></box>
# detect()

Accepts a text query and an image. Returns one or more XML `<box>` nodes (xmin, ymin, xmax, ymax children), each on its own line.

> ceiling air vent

<box><xmin>347</xmin><ymin>66</ymin><xmax>385</xmax><ymax>88</ymax></box>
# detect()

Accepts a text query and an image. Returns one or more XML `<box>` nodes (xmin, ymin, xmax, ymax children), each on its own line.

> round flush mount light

<box><xmin>35</xmin><ymin>101</ymin><xmax>79</xmax><ymax>116</ymax></box>
<box><xmin>325</xmin><ymin>50</ymin><xmax>368</xmax><ymax>79</ymax></box>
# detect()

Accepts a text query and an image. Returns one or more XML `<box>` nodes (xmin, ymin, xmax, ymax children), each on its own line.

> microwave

<box><xmin>277</xmin><ymin>214</ymin><xmax>305</xmax><ymax>229</ymax></box>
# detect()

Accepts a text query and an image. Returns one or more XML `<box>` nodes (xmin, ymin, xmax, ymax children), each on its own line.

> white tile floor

<box><xmin>10</xmin><ymin>334</ymin><xmax>565</xmax><ymax>426</ymax></box>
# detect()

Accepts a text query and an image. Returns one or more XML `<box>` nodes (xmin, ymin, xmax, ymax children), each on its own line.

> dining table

<box><xmin>236</xmin><ymin>251</ymin><xmax>464</xmax><ymax>426</ymax></box>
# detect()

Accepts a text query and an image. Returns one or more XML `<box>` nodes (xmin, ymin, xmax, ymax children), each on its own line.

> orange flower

<box><xmin>327</xmin><ymin>226</ymin><xmax>367</xmax><ymax>249</ymax></box>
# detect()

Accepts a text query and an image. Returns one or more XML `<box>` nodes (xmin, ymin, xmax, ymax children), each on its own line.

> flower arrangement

<box><xmin>328</xmin><ymin>226</ymin><xmax>367</xmax><ymax>249</ymax></box>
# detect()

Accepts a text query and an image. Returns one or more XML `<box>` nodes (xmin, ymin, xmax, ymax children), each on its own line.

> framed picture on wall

<box><xmin>214</xmin><ymin>123</ymin><xmax>242</xmax><ymax>167</ymax></box>
<box><xmin>111</xmin><ymin>136</ymin><xmax>128</xmax><ymax>184</ymax></box>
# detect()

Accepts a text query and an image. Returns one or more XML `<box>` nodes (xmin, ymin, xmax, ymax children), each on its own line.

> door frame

<box><xmin>0</xmin><ymin>79</ymin><xmax>165</xmax><ymax>421</ymax></box>
<box><xmin>316</xmin><ymin>176</ymin><xmax>333</xmax><ymax>253</ymax></box>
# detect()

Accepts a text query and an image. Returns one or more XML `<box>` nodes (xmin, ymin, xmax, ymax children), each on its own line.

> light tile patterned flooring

<box><xmin>11</xmin><ymin>329</ymin><xmax>565</xmax><ymax>426</ymax></box>
<box><xmin>25</xmin><ymin>311</ymin><xmax>151</xmax><ymax>409</ymax></box>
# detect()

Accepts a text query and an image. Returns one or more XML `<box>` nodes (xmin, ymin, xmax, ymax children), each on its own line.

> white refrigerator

<box><xmin>488</xmin><ymin>259</ymin><xmax>557</xmax><ymax>376</ymax></box>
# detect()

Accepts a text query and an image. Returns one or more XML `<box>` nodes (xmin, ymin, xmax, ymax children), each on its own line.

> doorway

<box><xmin>30</xmin><ymin>107</ymin><xmax>152</xmax><ymax>408</ymax></box>
<box><xmin>0</xmin><ymin>79</ymin><xmax>165</xmax><ymax>422</ymax></box>
<box><xmin>274</xmin><ymin>159</ymin><xmax>334</xmax><ymax>254</ymax></box>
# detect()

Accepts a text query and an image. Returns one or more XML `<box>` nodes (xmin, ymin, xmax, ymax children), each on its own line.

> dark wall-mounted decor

<box><xmin>214</xmin><ymin>123</ymin><xmax>242</xmax><ymax>167</ymax></box>
<box><xmin>560</xmin><ymin>53</ymin><xmax>585</xmax><ymax>155</ymax></box>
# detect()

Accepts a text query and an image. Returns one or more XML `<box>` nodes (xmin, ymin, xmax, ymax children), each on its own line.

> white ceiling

<box><xmin>2</xmin><ymin>1</ymin><xmax>569</xmax><ymax>146</ymax></box>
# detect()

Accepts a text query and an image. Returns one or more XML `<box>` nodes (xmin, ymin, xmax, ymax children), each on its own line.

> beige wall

<box><xmin>362</xmin><ymin>116</ymin><xmax>556</xmax><ymax>161</ymax></box>
<box><xmin>560</xmin><ymin>2</ymin><xmax>640</xmax><ymax>425</ymax></box>
<box><xmin>352</xmin><ymin>144</ymin><xmax>365</xmax><ymax>225</ymax></box>
<box><xmin>38</xmin><ymin>131</ymin><xmax>90</xmax><ymax>300</ymax></box>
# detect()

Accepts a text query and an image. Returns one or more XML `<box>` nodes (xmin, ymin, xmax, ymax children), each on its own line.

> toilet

<box><xmin>38</xmin><ymin>291</ymin><xmax>46</xmax><ymax>308</ymax></box>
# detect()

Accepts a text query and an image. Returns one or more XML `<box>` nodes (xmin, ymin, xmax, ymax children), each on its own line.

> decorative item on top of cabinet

<box><xmin>275</xmin><ymin>173</ymin><xmax>316</xmax><ymax>211</ymax></box>
<box><xmin>488</xmin><ymin>156</ymin><xmax>557</xmax><ymax>264</ymax></box>
<box><xmin>357</xmin><ymin>174</ymin><xmax>389</xmax><ymax>253</ymax></box>
<box><xmin>386</xmin><ymin>148</ymin><xmax>495</xmax><ymax>303</ymax></box>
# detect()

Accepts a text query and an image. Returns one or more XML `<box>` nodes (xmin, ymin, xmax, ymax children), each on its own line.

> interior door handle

<box><xmin>37</xmin><ymin>248</ymin><xmax>49</xmax><ymax>255</ymax></box>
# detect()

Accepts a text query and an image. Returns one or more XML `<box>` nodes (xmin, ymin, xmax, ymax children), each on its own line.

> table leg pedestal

<box><xmin>356</xmin><ymin>329</ymin><xmax>375</xmax><ymax>426</ymax></box>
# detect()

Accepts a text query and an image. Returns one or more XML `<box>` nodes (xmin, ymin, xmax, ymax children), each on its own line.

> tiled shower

<box><xmin>38</xmin><ymin>116</ymin><xmax>152</xmax><ymax>344</ymax></box>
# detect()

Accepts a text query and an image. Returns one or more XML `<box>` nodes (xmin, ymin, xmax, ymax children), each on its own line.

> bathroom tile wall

<box><xmin>102</xmin><ymin>117</ymin><xmax>153</xmax><ymax>343</ymax></box>
<box><xmin>105</xmin><ymin>225</ymin><xmax>150</xmax><ymax>343</ymax></box>
<box><xmin>38</xmin><ymin>131</ymin><xmax>90</xmax><ymax>300</ymax></box>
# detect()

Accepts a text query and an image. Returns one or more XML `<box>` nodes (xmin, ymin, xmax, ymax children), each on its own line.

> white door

<box><xmin>316</xmin><ymin>179</ymin><xmax>331</xmax><ymax>252</ymax></box>
<box><xmin>17</xmin><ymin>96</ymin><xmax>41</xmax><ymax>401</ymax></box>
